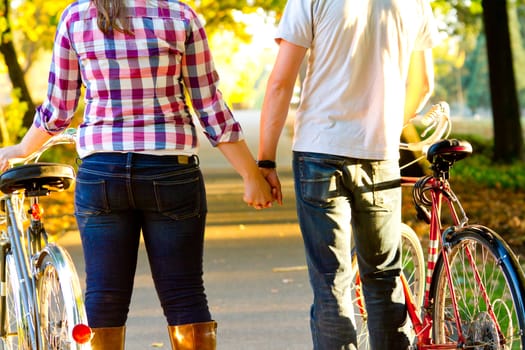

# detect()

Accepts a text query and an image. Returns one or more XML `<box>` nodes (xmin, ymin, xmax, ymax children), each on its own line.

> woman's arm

<box><xmin>0</xmin><ymin>125</ymin><xmax>53</xmax><ymax>171</ymax></box>
<box><xmin>217</xmin><ymin>140</ymin><xmax>274</xmax><ymax>209</ymax></box>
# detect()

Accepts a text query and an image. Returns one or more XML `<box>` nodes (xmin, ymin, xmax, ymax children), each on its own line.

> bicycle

<box><xmin>0</xmin><ymin>128</ymin><xmax>92</xmax><ymax>349</ymax></box>
<box><xmin>351</xmin><ymin>102</ymin><xmax>525</xmax><ymax>349</ymax></box>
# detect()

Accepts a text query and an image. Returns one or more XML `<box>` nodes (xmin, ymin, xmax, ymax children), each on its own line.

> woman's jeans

<box><xmin>74</xmin><ymin>152</ymin><xmax>211</xmax><ymax>327</ymax></box>
<box><xmin>293</xmin><ymin>151</ymin><xmax>409</xmax><ymax>350</ymax></box>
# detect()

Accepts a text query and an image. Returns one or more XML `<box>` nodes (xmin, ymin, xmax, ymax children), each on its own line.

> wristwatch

<box><xmin>256</xmin><ymin>160</ymin><xmax>276</xmax><ymax>169</ymax></box>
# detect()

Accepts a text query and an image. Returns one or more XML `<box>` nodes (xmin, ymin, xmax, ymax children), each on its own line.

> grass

<box><xmin>450</xmin><ymin>132</ymin><xmax>525</xmax><ymax>190</ymax></box>
<box><xmin>447</xmin><ymin>116</ymin><xmax>525</xmax><ymax>190</ymax></box>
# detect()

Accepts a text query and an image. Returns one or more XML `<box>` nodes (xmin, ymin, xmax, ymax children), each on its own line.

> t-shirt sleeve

<box><xmin>414</xmin><ymin>0</ymin><xmax>441</xmax><ymax>50</ymax></box>
<box><xmin>275</xmin><ymin>0</ymin><xmax>312</xmax><ymax>48</ymax></box>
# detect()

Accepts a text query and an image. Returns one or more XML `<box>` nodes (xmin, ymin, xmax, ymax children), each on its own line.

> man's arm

<box><xmin>258</xmin><ymin>40</ymin><xmax>307</xmax><ymax>204</ymax></box>
<box><xmin>404</xmin><ymin>48</ymin><xmax>434</xmax><ymax>123</ymax></box>
<box><xmin>259</xmin><ymin>40</ymin><xmax>307</xmax><ymax>162</ymax></box>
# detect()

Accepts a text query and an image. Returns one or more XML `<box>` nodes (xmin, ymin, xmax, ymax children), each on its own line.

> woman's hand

<box><xmin>0</xmin><ymin>144</ymin><xmax>24</xmax><ymax>172</ymax></box>
<box><xmin>0</xmin><ymin>125</ymin><xmax>54</xmax><ymax>172</ymax></box>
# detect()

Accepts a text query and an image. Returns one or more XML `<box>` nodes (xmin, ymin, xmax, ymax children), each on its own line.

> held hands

<box><xmin>207</xmin><ymin>140</ymin><xmax>282</xmax><ymax>210</ymax></box>
<box><xmin>242</xmin><ymin>168</ymin><xmax>283</xmax><ymax>210</ymax></box>
<box><xmin>243</xmin><ymin>170</ymin><xmax>275</xmax><ymax>210</ymax></box>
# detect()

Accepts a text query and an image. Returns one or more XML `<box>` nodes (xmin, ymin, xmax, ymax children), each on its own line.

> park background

<box><xmin>0</xmin><ymin>1</ymin><xmax>525</xmax><ymax>252</ymax></box>
<box><xmin>1</xmin><ymin>1</ymin><xmax>525</xmax><ymax>348</ymax></box>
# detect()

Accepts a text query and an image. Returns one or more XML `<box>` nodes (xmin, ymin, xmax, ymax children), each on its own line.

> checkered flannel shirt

<box><xmin>34</xmin><ymin>0</ymin><xmax>242</xmax><ymax>157</ymax></box>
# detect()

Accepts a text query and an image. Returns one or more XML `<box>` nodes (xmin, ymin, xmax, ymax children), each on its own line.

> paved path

<box><xmin>196</xmin><ymin>109</ymin><xmax>294</xmax><ymax>171</ymax></box>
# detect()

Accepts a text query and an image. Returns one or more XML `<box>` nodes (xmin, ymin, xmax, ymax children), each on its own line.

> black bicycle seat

<box><xmin>426</xmin><ymin>139</ymin><xmax>472</xmax><ymax>165</ymax></box>
<box><xmin>0</xmin><ymin>163</ymin><xmax>75</xmax><ymax>195</ymax></box>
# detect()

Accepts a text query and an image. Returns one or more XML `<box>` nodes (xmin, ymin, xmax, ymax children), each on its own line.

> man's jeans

<box><xmin>74</xmin><ymin>152</ymin><xmax>211</xmax><ymax>327</ymax></box>
<box><xmin>293</xmin><ymin>151</ymin><xmax>409</xmax><ymax>350</ymax></box>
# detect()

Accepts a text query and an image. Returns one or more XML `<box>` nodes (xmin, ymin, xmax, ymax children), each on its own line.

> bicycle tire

<box><xmin>351</xmin><ymin>223</ymin><xmax>425</xmax><ymax>349</ymax></box>
<box><xmin>2</xmin><ymin>253</ymin><xmax>31</xmax><ymax>350</ymax></box>
<box><xmin>430</xmin><ymin>225</ymin><xmax>525</xmax><ymax>349</ymax></box>
<box><xmin>36</xmin><ymin>244</ymin><xmax>89</xmax><ymax>350</ymax></box>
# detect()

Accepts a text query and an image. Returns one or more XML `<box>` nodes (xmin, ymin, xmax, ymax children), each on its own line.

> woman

<box><xmin>0</xmin><ymin>0</ymin><xmax>274</xmax><ymax>348</ymax></box>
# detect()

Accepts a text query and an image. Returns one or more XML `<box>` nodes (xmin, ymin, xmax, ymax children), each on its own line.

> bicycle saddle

<box><xmin>426</xmin><ymin>139</ymin><xmax>473</xmax><ymax>165</ymax></box>
<box><xmin>0</xmin><ymin>163</ymin><xmax>75</xmax><ymax>195</ymax></box>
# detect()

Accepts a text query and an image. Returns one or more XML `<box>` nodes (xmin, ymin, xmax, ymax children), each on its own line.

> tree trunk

<box><xmin>481</xmin><ymin>0</ymin><xmax>523</xmax><ymax>162</ymax></box>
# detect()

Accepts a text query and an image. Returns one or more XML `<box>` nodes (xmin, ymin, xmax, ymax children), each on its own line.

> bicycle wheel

<box><xmin>351</xmin><ymin>223</ymin><xmax>425</xmax><ymax>349</ymax></box>
<box><xmin>431</xmin><ymin>226</ymin><xmax>525</xmax><ymax>349</ymax></box>
<box><xmin>2</xmin><ymin>253</ymin><xmax>31</xmax><ymax>350</ymax></box>
<box><xmin>37</xmin><ymin>244</ymin><xmax>89</xmax><ymax>350</ymax></box>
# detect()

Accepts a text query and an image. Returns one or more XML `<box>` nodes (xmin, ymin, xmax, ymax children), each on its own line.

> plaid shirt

<box><xmin>34</xmin><ymin>0</ymin><xmax>242</xmax><ymax>157</ymax></box>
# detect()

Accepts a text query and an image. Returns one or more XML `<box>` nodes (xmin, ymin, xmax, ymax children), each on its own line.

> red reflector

<box><xmin>72</xmin><ymin>324</ymin><xmax>92</xmax><ymax>344</ymax></box>
<box><xmin>31</xmin><ymin>203</ymin><xmax>44</xmax><ymax>220</ymax></box>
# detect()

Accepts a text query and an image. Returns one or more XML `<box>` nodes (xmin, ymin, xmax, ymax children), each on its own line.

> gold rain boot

<box><xmin>168</xmin><ymin>321</ymin><xmax>217</xmax><ymax>350</ymax></box>
<box><xmin>90</xmin><ymin>326</ymin><xmax>126</xmax><ymax>350</ymax></box>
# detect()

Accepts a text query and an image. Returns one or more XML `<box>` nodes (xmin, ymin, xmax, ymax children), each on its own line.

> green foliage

<box><xmin>0</xmin><ymin>3</ymin><xmax>7</xmax><ymax>36</ymax></box>
<box><xmin>431</xmin><ymin>0</ymin><xmax>525</xmax><ymax>117</ymax></box>
<box><xmin>509</xmin><ymin>1</ymin><xmax>525</xmax><ymax>92</ymax></box>
<box><xmin>463</xmin><ymin>35</ymin><xmax>491</xmax><ymax>113</ymax></box>
<box><xmin>431</xmin><ymin>0</ymin><xmax>483</xmax><ymax>37</ymax></box>
<box><xmin>186</xmin><ymin>0</ymin><xmax>285</xmax><ymax>40</ymax></box>
<box><xmin>449</xmin><ymin>134</ymin><xmax>525</xmax><ymax>189</ymax></box>
<box><xmin>1</xmin><ymin>88</ymin><xmax>28</xmax><ymax>146</ymax></box>
<box><xmin>5</xmin><ymin>0</ymin><xmax>71</xmax><ymax>72</ymax></box>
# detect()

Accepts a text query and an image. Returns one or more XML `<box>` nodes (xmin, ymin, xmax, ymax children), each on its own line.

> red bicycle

<box><xmin>351</xmin><ymin>102</ymin><xmax>525</xmax><ymax>349</ymax></box>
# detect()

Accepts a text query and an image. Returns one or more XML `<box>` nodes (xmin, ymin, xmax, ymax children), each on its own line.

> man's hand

<box><xmin>260</xmin><ymin>168</ymin><xmax>283</xmax><ymax>206</ymax></box>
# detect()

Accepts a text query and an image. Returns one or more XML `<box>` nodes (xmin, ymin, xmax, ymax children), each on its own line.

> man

<box><xmin>257</xmin><ymin>1</ymin><xmax>439</xmax><ymax>349</ymax></box>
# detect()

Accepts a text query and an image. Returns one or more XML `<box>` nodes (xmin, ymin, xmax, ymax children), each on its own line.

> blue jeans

<box><xmin>293</xmin><ymin>152</ymin><xmax>409</xmax><ymax>350</ymax></box>
<box><xmin>74</xmin><ymin>152</ymin><xmax>211</xmax><ymax>327</ymax></box>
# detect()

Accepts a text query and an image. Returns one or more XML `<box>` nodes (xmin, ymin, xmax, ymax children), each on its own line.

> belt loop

<box><xmin>126</xmin><ymin>152</ymin><xmax>133</xmax><ymax>172</ymax></box>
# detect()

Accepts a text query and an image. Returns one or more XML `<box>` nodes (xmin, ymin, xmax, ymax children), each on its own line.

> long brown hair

<box><xmin>92</xmin><ymin>0</ymin><xmax>132</xmax><ymax>35</ymax></box>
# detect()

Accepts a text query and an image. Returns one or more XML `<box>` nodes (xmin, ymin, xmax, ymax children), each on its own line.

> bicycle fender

<box><xmin>37</xmin><ymin>244</ymin><xmax>89</xmax><ymax>338</ymax></box>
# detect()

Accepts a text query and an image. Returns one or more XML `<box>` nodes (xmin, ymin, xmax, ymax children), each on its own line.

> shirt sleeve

<box><xmin>181</xmin><ymin>11</ymin><xmax>243</xmax><ymax>147</ymax></box>
<box><xmin>34</xmin><ymin>7</ymin><xmax>82</xmax><ymax>135</ymax></box>
<box><xmin>414</xmin><ymin>0</ymin><xmax>441</xmax><ymax>50</ymax></box>
<box><xmin>275</xmin><ymin>0</ymin><xmax>313</xmax><ymax>48</ymax></box>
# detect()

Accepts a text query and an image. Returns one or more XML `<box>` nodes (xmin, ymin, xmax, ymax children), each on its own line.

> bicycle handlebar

<box><xmin>7</xmin><ymin>128</ymin><xmax>77</xmax><ymax>167</ymax></box>
<box><xmin>400</xmin><ymin>101</ymin><xmax>451</xmax><ymax>153</ymax></box>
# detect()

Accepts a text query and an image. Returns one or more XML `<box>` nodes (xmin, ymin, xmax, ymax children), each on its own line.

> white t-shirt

<box><xmin>276</xmin><ymin>0</ymin><xmax>440</xmax><ymax>160</ymax></box>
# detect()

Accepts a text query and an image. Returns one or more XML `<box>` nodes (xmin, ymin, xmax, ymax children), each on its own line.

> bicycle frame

<box><xmin>400</xmin><ymin>175</ymin><xmax>507</xmax><ymax>349</ymax></box>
